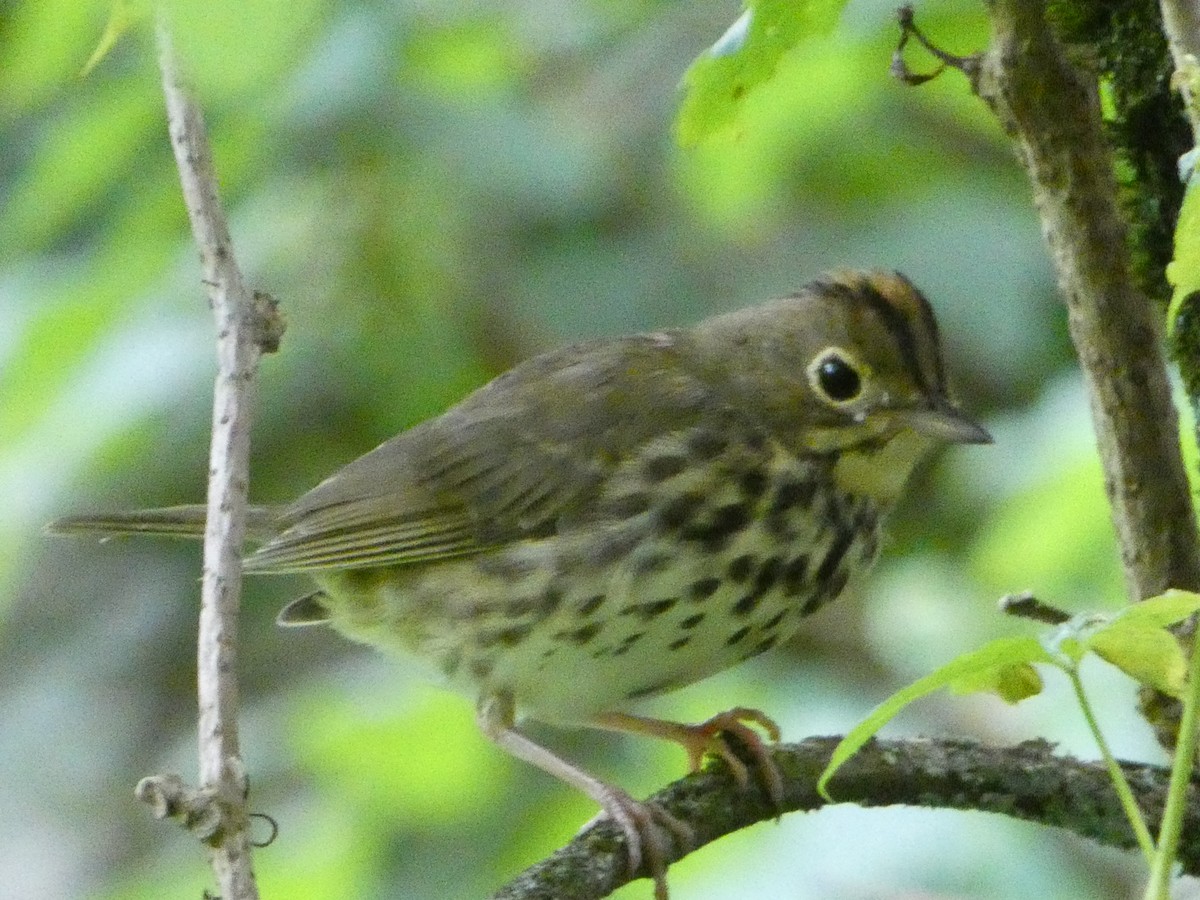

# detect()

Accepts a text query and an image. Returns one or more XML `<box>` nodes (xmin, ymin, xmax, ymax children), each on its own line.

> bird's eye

<box><xmin>809</xmin><ymin>350</ymin><xmax>863</xmax><ymax>404</ymax></box>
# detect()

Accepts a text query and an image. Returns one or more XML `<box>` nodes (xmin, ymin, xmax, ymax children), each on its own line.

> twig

<box><xmin>149</xmin><ymin>17</ymin><xmax>284</xmax><ymax>900</ymax></box>
<box><xmin>999</xmin><ymin>591</ymin><xmax>1072</xmax><ymax>625</ymax></box>
<box><xmin>490</xmin><ymin>736</ymin><xmax>1189</xmax><ymax>900</ymax></box>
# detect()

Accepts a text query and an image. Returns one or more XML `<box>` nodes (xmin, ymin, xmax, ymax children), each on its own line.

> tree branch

<box><xmin>491</xmin><ymin>736</ymin><xmax>1191</xmax><ymax>900</ymax></box>
<box><xmin>963</xmin><ymin>0</ymin><xmax>1200</xmax><ymax>602</ymax></box>
<box><xmin>148</xmin><ymin>18</ymin><xmax>284</xmax><ymax>900</ymax></box>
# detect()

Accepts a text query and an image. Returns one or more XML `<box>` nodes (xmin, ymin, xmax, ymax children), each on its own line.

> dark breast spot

<box><xmin>802</xmin><ymin>568</ymin><xmax>851</xmax><ymax>615</ymax></box>
<box><xmin>669</xmin><ymin>636</ymin><xmax>691</xmax><ymax>651</ymax></box>
<box><xmin>681</xmin><ymin>502</ymin><xmax>751</xmax><ymax>551</ymax></box>
<box><xmin>733</xmin><ymin>592</ymin><xmax>763</xmax><ymax>616</ymax></box>
<box><xmin>557</xmin><ymin>622</ymin><xmax>603</xmax><ymax>645</ymax></box>
<box><xmin>586</xmin><ymin>529</ymin><xmax>641</xmax><ymax>567</ymax></box>
<box><xmin>578</xmin><ymin>594</ymin><xmax>606</xmax><ymax>617</ymax></box>
<box><xmin>770</xmin><ymin>478</ymin><xmax>817</xmax><ymax>516</ymax></box>
<box><xmin>761</xmin><ymin>609</ymin><xmax>787</xmax><ymax>630</ymax></box>
<box><xmin>686</xmin><ymin>429</ymin><xmax>728</xmax><ymax>460</ymax></box>
<box><xmin>754</xmin><ymin>556</ymin><xmax>782</xmax><ymax>593</ymax></box>
<box><xmin>738</xmin><ymin>468</ymin><xmax>769</xmax><ymax>499</ymax></box>
<box><xmin>781</xmin><ymin>554</ymin><xmax>810</xmax><ymax>598</ymax></box>
<box><xmin>712</xmin><ymin>501</ymin><xmax>752</xmax><ymax>533</ymax></box>
<box><xmin>632</xmin><ymin>551</ymin><xmax>671</xmax><ymax>575</ymax></box>
<box><xmin>731</xmin><ymin>555</ymin><xmax>783</xmax><ymax>616</ymax></box>
<box><xmin>816</xmin><ymin>529</ymin><xmax>856</xmax><ymax>584</ymax></box>
<box><xmin>727</xmin><ymin>554</ymin><xmax>756</xmax><ymax>583</ymax></box>
<box><xmin>625</xmin><ymin>679</ymin><xmax>677</xmax><ymax>701</ymax></box>
<box><xmin>497</xmin><ymin>624</ymin><xmax>532</xmax><ymax>647</ymax></box>
<box><xmin>644</xmin><ymin>454</ymin><xmax>688</xmax><ymax>482</ymax></box>
<box><xmin>658</xmin><ymin>492</ymin><xmax>705</xmax><ymax>531</ymax></box>
<box><xmin>689</xmin><ymin>577</ymin><xmax>721</xmax><ymax>602</ymax></box>
<box><xmin>680</xmin><ymin>612</ymin><xmax>706</xmax><ymax>629</ymax></box>
<box><xmin>612</xmin><ymin>631</ymin><xmax>647</xmax><ymax>656</ymax></box>
<box><xmin>502</xmin><ymin>597</ymin><xmax>538</xmax><ymax>618</ymax></box>
<box><xmin>620</xmin><ymin>598</ymin><xmax>678</xmax><ymax>621</ymax></box>
<box><xmin>725</xmin><ymin>626</ymin><xmax>751</xmax><ymax>646</ymax></box>
<box><xmin>748</xmin><ymin>634</ymin><xmax>779</xmax><ymax>658</ymax></box>
<box><xmin>540</xmin><ymin>586</ymin><xmax>564</xmax><ymax>615</ymax></box>
<box><xmin>476</xmin><ymin>624</ymin><xmax>532</xmax><ymax>649</ymax></box>
<box><xmin>607</xmin><ymin>491</ymin><xmax>653</xmax><ymax>518</ymax></box>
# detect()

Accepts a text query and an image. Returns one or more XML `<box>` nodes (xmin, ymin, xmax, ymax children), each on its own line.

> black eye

<box><xmin>814</xmin><ymin>353</ymin><xmax>862</xmax><ymax>402</ymax></box>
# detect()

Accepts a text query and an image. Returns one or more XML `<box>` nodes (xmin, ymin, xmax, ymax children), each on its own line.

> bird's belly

<box><xmin>315</xmin><ymin>457</ymin><xmax>880</xmax><ymax>725</ymax></box>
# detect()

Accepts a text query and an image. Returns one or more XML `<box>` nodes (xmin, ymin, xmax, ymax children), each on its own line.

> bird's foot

<box><xmin>593</xmin><ymin>707</ymin><xmax>784</xmax><ymax>810</ymax></box>
<box><xmin>583</xmin><ymin>784</ymin><xmax>693</xmax><ymax>900</ymax></box>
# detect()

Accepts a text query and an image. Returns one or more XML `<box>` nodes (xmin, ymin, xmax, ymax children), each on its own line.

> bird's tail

<box><xmin>47</xmin><ymin>505</ymin><xmax>277</xmax><ymax>540</ymax></box>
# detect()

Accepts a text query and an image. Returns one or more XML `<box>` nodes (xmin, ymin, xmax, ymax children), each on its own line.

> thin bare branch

<box><xmin>150</xmin><ymin>17</ymin><xmax>284</xmax><ymax>900</ymax></box>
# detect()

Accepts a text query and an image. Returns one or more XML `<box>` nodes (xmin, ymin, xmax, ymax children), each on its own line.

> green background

<box><xmin>0</xmin><ymin>0</ymin><xmax>1172</xmax><ymax>897</ymax></box>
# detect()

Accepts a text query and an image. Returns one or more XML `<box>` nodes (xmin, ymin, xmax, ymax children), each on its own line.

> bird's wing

<box><xmin>244</xmin><ymin>333</ymin><xmax>725</xmax><ymax>574</ymax></box>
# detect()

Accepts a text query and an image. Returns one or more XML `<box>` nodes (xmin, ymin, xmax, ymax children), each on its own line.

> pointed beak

<box><xmin>898</xmin><ymin>400</ymin><xmax>992</xmax><ymax>445</ymax></box>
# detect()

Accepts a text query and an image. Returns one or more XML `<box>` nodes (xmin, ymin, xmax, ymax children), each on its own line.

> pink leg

<box><xmin>592</xmin><ymin>707</ymin><xmax>785</xmax><ymax>809</ymax></box>
<box><xmin>477</xmin><ymin>693</ymin><xmax>693</xmax><ymax>900</ymax></box>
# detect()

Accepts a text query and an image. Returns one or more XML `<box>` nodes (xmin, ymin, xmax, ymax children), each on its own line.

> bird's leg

<box><xmin>591</xmin><ymin>707</ymin><xmax>785</xmax><ymax>809</ymax></box>
<box><xmin>477</xmin><ymin>692</ymin><xmax>693</xmax><ymax>900</ymax></box>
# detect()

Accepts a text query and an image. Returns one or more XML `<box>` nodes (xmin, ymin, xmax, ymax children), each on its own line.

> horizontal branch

<box><xmin>491</xmin><ymin>736</ymin><xmax>1188</xmax><ymax>900</ymax></box>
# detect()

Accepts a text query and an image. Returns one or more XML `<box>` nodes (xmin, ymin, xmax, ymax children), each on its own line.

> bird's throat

<box><xmin>831</xmin><ymin>429</ymin><xmax>935</xmax><ymax>507</ymax></box>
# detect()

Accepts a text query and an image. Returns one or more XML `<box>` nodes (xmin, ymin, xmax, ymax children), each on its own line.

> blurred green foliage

<box><xmin>0</xmin><ymin>0</ymin><xmax>1172</xmax><ymax>897</ymax></box>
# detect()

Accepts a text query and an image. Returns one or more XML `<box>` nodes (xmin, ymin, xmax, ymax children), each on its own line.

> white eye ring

<box><xmin>807</xmin><ymin>347</ymin><xmax>867</xmax><ymax>406</ymax></box>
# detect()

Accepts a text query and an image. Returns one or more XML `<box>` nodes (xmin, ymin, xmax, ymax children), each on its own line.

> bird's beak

<box><xmin>899</xmin><ymin>400</ymin><xmax>992</xmax><ymax>445</ymax></box>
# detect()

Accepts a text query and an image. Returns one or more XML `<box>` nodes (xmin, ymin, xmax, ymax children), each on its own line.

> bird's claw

<box><xmin>679</xmin><ymin>707</ymin><xmax>785</xmax><ymax>811</ymax></box>
<box><xmin>584</xmin><ymin>785</ymin><xmax>694</xmax><ymax>900</ymax></box>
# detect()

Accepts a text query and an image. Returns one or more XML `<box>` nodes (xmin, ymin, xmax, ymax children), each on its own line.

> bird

<box><xmin>51</xmin><ymin>269</ymin><xmax>990</xmax><ymax>898</ymax></box>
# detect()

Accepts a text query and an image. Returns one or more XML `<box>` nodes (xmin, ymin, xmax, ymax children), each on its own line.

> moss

<box><xmin>1050</xmin><ymin>0</ymin><xmax>1191</xmax><ymax>305</ymax></box>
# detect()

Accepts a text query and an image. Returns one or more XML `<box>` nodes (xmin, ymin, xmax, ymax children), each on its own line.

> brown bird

<box><xmin>52</xmin><ymin>270</ymin><xmax>990</xmax><ymax>898</ymax></box>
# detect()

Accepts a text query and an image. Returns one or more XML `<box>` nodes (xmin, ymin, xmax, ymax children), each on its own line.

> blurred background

<box><xmin>1</xmin><ymin>0</ymin><xmax>1187</xmax><ymax>897</ymax></box>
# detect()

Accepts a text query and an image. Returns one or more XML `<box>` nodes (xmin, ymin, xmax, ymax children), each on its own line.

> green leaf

<box><xmin>1079</xmin><ymin>590</ymin><xmax>1200</xmax><ymax>696</ymax></box>
<box><xmin>1089</xmin><ymin>624</ymin><xmax>1188</xmax><ymax>697</ymax></box>
<box><xmin>1168</xmin><ymin>158</ymin><xmax>1200</xmax><ymax>335</ymax></box>
<box><xmin>817</xmin><ymin>637</ymin><xmax>1052</xmax><ymax>800</ymax></box>
<box><xmin>675</xmin><ymin>0</ymin><xmax>845</xmax><ymax>147</ymax></box>
<box><xmin>1100</xmin><ymin>588</ymin><xmax>1200</xmax><ymax>629</ymax></box>
<box><xmin>950</xmin><ymin>661</ymin><xmax>1044</xmax><ymax>703</ymax></box>
<box><xmin>80</xmin><ymin>1</ymin><xmax>145</xmax><ymax>77</ymax></box>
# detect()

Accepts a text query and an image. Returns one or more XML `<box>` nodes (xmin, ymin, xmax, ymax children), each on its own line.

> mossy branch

<box><xmin>491</xmin><ymin>736</ymin><xmax>1188</xmax><ymax>900</ymax></box>
<box><xmin>968</xmin><ymin>0</ymin><xmax>1200</xmax><ymax>603</ymax></box>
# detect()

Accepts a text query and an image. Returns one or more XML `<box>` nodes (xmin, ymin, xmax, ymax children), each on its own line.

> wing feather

<box><xmin>244</xmin><ymin>333</ymin><xmax>724</xmax><ymax>574</ymax></box>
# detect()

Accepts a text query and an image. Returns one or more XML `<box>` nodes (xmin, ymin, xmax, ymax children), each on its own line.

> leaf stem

<box><xmin>1067</xmin><ymin>668</ymin><xmax>1156</xmax><ymax>864</ymax></box>
<box><xmin>1144</xmin><ymin>634</ymin><xmax>1200</xmax><ymax>899</ymax></box>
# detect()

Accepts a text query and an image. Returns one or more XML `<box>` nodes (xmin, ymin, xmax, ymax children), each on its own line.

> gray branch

<box><xmin>150</xmin><ymin>18</ymin><xmax>284</xmax><ymax>900</ymax></box>
<box><xmin>491</xmin><ymin>736</ymin><xmax>1188</xmax><ymax>900</ymax></box>
<box><xmin>964</xmin><ymin>0</ymin><xmax>1200</xmax><ymax>601</ymax></box>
